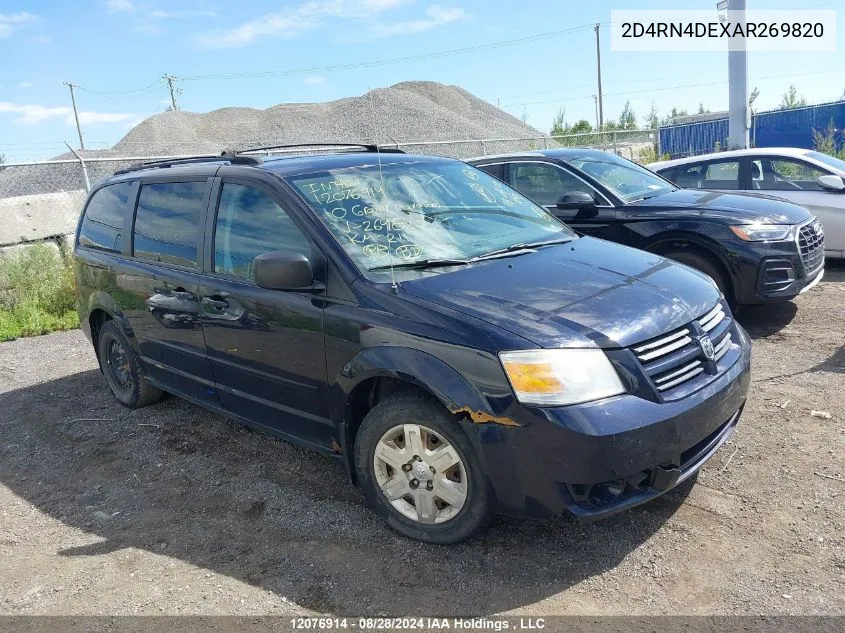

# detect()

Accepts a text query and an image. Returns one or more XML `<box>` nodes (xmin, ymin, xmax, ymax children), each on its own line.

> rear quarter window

<box><xmin>132</xmin><ymin>181</ymin><xmax>207</xmax><ymax>268</ymax></box>
<box><xmin>78</xmin><ymin>181</ymin><xmax>135</xmax><ymax>252</ymax></box>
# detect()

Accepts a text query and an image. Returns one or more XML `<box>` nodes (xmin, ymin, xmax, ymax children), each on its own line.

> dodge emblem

<box><xmin>698</xmin><ymin>335</ymin><xmax>716</xmax><ymax>361</ymax></box>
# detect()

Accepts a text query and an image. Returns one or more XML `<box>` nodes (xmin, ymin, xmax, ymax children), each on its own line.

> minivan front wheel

<box><xmin>354</xmin><ymin>392</ymin><xmax>490</xmax><ymax>544</ymax></box>
<box><xmin>97</xmin><ymin>320</ymin><xmax>163</xmax><ymax>409</ymax></box>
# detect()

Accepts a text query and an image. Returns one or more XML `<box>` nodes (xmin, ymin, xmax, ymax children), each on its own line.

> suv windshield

<box><xmin>564</xmin><ymin>152</ymin><xmax>676</xmax><ymax>203</ymax></box>
<box><xmin>288</xmin><ymin>159</ymin><xmax>575</xmax><ymax>275</ymax></box>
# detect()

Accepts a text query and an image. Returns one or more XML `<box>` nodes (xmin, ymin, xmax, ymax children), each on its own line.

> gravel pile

<box><xmin>0</xmin><ymin>81</ymin><xmax>548</xmax><ymax>198</ymax></box>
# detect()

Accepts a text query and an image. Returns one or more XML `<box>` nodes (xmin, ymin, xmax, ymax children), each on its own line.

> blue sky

<box><xmin>1</xmin><ymin>0</ymin><xmax>842</xmax><ymax>161</ymax></box>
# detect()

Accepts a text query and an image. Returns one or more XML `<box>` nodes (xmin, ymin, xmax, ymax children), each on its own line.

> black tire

<box><xmin>354</xmin><ymin>391</ymin><xmax>491</xmax><ymax>544</ymax></box>
<box><xmin>97</xmin><ymin>320</ymin><xmax>163</xmax><ymax>409</ymax></box>
<box><xmin>662</xmin><ymin>249</ymin><xmax>732</xmax><ymax>303</ymax></box>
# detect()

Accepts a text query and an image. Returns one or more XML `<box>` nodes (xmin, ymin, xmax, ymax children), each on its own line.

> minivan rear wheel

<box><xmin>97</xmin><ymin>320</ymin><xmax>163</xmax><ymax>409</ymax></box>
<box><xmin>354</xmin><ymin>392</ymin><xmax>490</xmax><ymax>544</ymax></box>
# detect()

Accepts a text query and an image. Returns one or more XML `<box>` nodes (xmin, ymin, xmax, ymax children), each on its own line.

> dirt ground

<box><xmin>0</xmin><ymin>266</ymin><xmax>843</xmax><ymax>617</ymax></box>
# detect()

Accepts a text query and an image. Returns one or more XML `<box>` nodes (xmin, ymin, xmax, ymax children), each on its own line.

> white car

<box><xmin>649</xmin><ymin>148</ymin><xmax>845</xmax><ymax>259</ymax></box>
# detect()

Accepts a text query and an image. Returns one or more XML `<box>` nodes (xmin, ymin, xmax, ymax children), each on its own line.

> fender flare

<box><xmin>84</xmin><ymin>291</ymin><xmax>142</xmax><ymax>358</ymax></box>
<box><xmin>642</xmin><ymin>230</ymin><xmax>739</xmax><ymax>287</ymax></box>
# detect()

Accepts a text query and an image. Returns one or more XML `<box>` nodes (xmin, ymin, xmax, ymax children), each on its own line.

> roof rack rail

<box><xmin>113</xmin><ymin>152</ymin><xmax>262</xmax><ymax>175</ymax></box>
<box><xmin>234</xmin><ymin>143</ymin><xmax>405</xmax><ymax>155</ymax></box>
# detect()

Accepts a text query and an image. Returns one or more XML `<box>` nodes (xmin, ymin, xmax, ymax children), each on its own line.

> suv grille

<box><xmin>798</xmin><ymin>220</ymin><xmax>825</xmax><ymax>275</ymax></box>
<box><xmin>632</xmin><ymin>303</ymin><xmax>733</xmax><ymax>396</ymax></box>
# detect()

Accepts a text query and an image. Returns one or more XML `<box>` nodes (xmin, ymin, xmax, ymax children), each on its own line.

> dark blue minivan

<box><xmin>74</xmin><ymin>145</ymin><xmax>751</xmax><ymax>544</ymax></box>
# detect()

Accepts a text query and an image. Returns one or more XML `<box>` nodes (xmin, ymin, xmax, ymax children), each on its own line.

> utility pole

<box><xmin>63</xmin><ymin>82</ymin><xmax>85</xmax><ymax>150</ymax></box>
<box><xmin>722</xmin><ymin>0</ymin><xmax>749</xmax><ymax>148</ymax></box>
<box><xmin>592</xmin><ymin>95</ymin><xmax>599</xmax><ymax>131</ymax></box>
<box><xmin>164</xmin><ymin>74</ymin><xmax>179</xmax><ymax>111</ymax></box>
<box><xmin>594</xmin><ymin>23</ymin><xmax>604</xmax><ymax>130</ymax></box>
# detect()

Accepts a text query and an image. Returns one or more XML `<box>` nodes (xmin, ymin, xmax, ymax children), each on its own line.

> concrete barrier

<box><xmin>0</xmin><ymin>190</ymin><xmax>85</xmax><ymax>248</ymax></box>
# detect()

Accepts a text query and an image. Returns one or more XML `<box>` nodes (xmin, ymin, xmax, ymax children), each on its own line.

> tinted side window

<box><xmin>213</xmin><ymin>182</ymin><xmax>311</xmax><ymax>281</ymax></box>
<box><xmin>509</xmin><ymin>163</ymin><xmax>599</xmax><ymax>206</ymax></box>
<box><xmin>702</xmin><ymin>160</ymin><xmax>740</xmax><ymax>190</ymax></box>
<box><xmin>756</xmin><ymin>158</ymin><xmax>827</xmax><ymax>191</ymax></box>
<box><xmin>475</xmin><ymin>163</ymin><xmax>504</xmax><ymax>181</ymax></box>
<box><xmin>78</xmin><ymin>182</ymin><xmax>134</xmax><ymax>252</ymax></box>
<box><xmin>133</xmin><ymin>181</ymin><xmax>206</xmax><ymax>267</ymax></box>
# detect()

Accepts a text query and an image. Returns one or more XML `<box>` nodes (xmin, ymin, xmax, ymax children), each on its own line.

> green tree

<box><xmin>779</xmin><ymin>84</ymin><xmax>807</xmax><ymax>110</ymax></box>
<box><xmin>660</xmin><ymin>106</ymin><xmax>689</xmax><ymax>125</ymax></box>
<box><xmin>550</xmin><ymin>107</ymin><xmax>569</xmax><ymax>137</ymax></box>
<box><xmin>570</xmin><ymin>119</ymin><xmax>593</xmax><ymax>134</ymax></box>
<box><xmin>749</xmin><ymin>86</ymin><xmax>760</xmax><ymax>112</ymax></box>
<box><xmin>645</xmin><ymin>101</ymin><xmax>659</xmax><ymax>130</ymax></box>
<box><xmin>618</xmin><ymin>100</ymin><xmax>637</xmax><ymax>130</ymax></box>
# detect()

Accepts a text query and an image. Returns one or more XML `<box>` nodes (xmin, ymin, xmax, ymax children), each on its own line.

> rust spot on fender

<box><xmin>452</xmin><ymin>407</ymin><xmax>521</xmax><ymax>427</ymax></box>
<box><xmin>330</xmin><ymin>439</ymin><xmax>343</xmax><ymax>454</ymax></box>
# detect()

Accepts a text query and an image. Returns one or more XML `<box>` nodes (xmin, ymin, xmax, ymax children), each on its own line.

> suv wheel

<box><xmin>663</xmin><ymin>249</ymin><xmax>732</xmax><ymax>303</ymax></box>
<box><xmin>354</xmin><ymin>392</ymin><xmax>490</xmax><ymax>544</ymax></box>
<box><xmin>97</xmin><ymin>320</ymin><xmax>163</xmax><ymax>408</ymax></box>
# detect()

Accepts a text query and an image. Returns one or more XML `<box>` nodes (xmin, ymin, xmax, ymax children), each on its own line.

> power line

<box><xmin>499</xmin><ymin>67</ymin><xmax>845</xmax><ymax>110</ymax></box>
<box><xmin>76</xmin><ymin>78</ymin><xmax>165</xmax><ymax>95</ymax></box>
<box><xmin>177</xmin><ymin>24</ymin><xmax>596</xmax><ymax>82</ymax></box>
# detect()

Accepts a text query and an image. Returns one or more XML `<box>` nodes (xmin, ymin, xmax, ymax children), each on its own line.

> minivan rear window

<box><xmin>133</xmin><ymin>181</ymin><xmax>207</xmax><ymax>267</ymax></box>
<box><xmin>78</xmin><ymin>181</ymin><xmax>134</xmax><ymax>252</ymax></box>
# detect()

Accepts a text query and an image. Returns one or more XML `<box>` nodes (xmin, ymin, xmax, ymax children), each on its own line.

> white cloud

<box><xmin>149</xmin><ymin>9</ymin><xmax>218</xmax><ymax>19</ymax></box>
<box><xmin>0</xmin><ymin>101</ymin><xmax>135</xmax><ymax>126</ymax></box>
<box><xmin>197</xmin><ymin>0</ymin><xmax>413</xmax><ymax>48</ymax></box>
<box><xmin>0</xmin><ymin>12</ymin><xmax>38</xmax><ymax>38</ymax></box>
<box><xmin>105</xmin><ymin>0</ymin><xmax>135</xmax><ymax>13</ymax></box>
<box><xmin>75</xmin><ymin>111</ymin><xmax>137</xmax><ymax>125</ymax></box>
<box><xmin>17</xmin><ymin>82</ymin><xmax>33</xmax><ymax>89</ymax></box>
<box><xmin>371</xmin><ymin>5</ymin><xmax>465</xmax><ymax>37</ymax></box>
<box><xmin>303</xmin><ymin>76</ymin><xmax>327</xmax><ymax>85</ymax></box>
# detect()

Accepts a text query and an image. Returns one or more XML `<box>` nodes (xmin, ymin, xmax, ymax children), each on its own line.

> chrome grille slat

<box><xmin>699</xmin><ymin>309</ymin><xmax>725</xmax><ymax>333</ymax></box>
<box><xmin>697</xmin><ymin>304</ymin><xmax>722</xmax><ymax>329</ymax></box>
<box><xmin>655</xmin><ymin>360</ymin><xmax>702</xmax><ymax>385</ymax></box>
<box><xmin>633</xmin><ymin>328</ymin><xmax>690</xmax><ymax>353</ymax></box>
<box><xmin>636</xmin><ymin>335</ymin><xmax>693</xmax><ymax>362</ymax></box>
<box><xmin>714</xmin><ymin>334</ymin><xmax>732</xmax><ymax>360</ymax></box>
<box><xmin>631</xmin><ymin>301</ymin><xmax>735</xmax><ymax>397</ymax></box>
<box><xmin>656</xmin><ymin>367</ymin><xmax>705</xmax><ymax>391</ymax></box>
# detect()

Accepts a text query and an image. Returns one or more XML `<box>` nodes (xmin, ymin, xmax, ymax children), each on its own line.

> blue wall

<box><xmin>658</xmin><ymin>101</ymin><xmax>845</xmax><ymax>158</ymax></box>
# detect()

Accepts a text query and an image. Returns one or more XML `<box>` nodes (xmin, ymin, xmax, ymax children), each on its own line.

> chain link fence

<box><xmin>0</xmin><ymin>129</ymin><xmax>659</xmax><ymax>200</ymax></box>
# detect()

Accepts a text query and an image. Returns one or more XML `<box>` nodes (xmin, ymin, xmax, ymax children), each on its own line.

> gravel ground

<box><xmin>0</xmin><ymin>265</ymin><xmax>843</xmax><ymax>617</ymax></box>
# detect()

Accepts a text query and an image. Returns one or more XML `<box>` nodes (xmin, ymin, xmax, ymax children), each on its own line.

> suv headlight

<box><xmin>499</xmin><ymin>349</ymin><xmax>625</xmax><ymax>406</ymax></box>
<box><xmin>729</xmin><ymin>224</ymin><xmax>792</xmax><ymax>241</ymax></box>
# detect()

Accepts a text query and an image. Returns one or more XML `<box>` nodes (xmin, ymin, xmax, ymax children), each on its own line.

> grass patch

<box><xmin>0</xmin><ymin>242</ymin><xmax>79</xmax><ymax>342</ymax></box>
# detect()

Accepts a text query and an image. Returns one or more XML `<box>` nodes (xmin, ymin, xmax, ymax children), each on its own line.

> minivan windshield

<box><xmin>288</xmin><ymin>159</ymin><xmax>575</xmax><ymax>275</ymax></box>
<box><xmin>563</xmin><ymin>151</ymin><xmax>677</xmax><ymax>203</ymax></box>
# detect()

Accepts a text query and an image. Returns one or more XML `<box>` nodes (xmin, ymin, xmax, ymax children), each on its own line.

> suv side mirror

<box><xmin>818</xmin><ymin>174</ymin><xmax>845</xmax><ymax>191</ymax></box>
<box><xmin>556</xmin><ymin>192</ymin><xmax>597</xmax><ymax>211</ymax></box>
<box><xmin>254</xmin><ymin>251</ymin><xmax>314</xmax><ymax>290</ymax></box>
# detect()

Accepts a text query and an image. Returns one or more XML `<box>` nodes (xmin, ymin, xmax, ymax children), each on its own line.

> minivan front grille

<box><xmin>798</xmin><ymin>220</ymin><xmax>825</xmax><ymax>275</ymax></box>
<box><xmin>631</xmin><ymin>303</ymin><xmax>733</xmax><ymax>396</ymax></box>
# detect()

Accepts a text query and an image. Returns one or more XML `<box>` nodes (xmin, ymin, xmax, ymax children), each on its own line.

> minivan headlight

<box><xmin>499</xmin><ymin>349</ymin><xmax>625</xmax><ymax>406</ymax></box>
<box><xmin>729</xmin><ymin>224</ymin><xmax>792</xmax><ymax>241</ymax></box>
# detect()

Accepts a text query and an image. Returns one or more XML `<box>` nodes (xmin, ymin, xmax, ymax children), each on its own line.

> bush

<box><xmin>0</xmin><ymin>243</ymin><xmax>79</xmax><ymax>342</ymax></box>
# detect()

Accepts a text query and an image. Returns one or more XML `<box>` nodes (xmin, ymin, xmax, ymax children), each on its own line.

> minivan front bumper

<box><xmin>463</xmin><ymin>324</ymin><xmax>751</xmax><ymax>519</ymax></box>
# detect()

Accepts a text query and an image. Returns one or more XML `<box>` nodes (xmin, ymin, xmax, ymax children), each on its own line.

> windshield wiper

<box><xmin>368</xmin><ymin>258</ymin><xmax>470</xmax><ymax>272</ymax></box>
<box><xmin>470</xmin><ymin>237</ymin><xmax>573</xmax><ymax>262</ymax></box>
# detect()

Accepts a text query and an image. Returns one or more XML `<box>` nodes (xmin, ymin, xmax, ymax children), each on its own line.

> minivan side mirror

<box><xmin>818</xmin><ymin>174</ymin><xmax>845</xmax><ymax>191</ymax></box>
<box><xmin>254</xmin><ymin>251</ymin><xmax>314</xmax><ymax>290</ymax></box>
<box><xmin>556</xmin><ymin>191</ymin><xmax>597</xmax><ymax>211</ymax></box>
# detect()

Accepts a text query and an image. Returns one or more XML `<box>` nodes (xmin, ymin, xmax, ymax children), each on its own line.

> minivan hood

<box><xmin>629</xmin><ymin>188</ymin><xmax>812</xmax><ymax>224</ymax></box>
<box><xmin>400</xmin><ymin>237</ymin><xmax>720</xmax><ymax>349</ymax></box>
